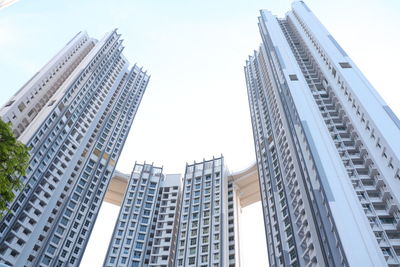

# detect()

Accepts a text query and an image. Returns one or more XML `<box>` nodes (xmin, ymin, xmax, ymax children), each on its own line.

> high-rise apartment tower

<box><xmin>0</xmin><ymin>30</ymin><xmax>149</xmax><ymax>267</ymax></box>
<box><xmin>174</xmin><ymin>157</ymin><xmax>233</xmax><ymax>267</ymax></box>
<box><xmin>103</xmin><ymin>156</ymin><xmax>248</xmax><ymax>267</ymax></box>
<box><xmin>104</xmin><ymin>164</ymin><xmax>181</xmax><ymax>267</ymax></box>
<box><xmin>245</xmin><ymin>2</ymin><xmax>400</xmax><ymax>267</ymax></box>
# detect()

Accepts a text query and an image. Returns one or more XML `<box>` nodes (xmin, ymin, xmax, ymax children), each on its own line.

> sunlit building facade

<box><xmin>245</xmin><ymin>2</ymin><xmax>400</xmax><ymax>267</ymax></box>
<box><xmin>103</xmin><ymin>163</ymin><xmax>181</xmax><ymax>267</ymax></box>
<box><xmin>104</xmin><ymin>157</ymin><xmax>243</xmax><ymax>267</ymax></box>
<box><xmin>103</xmin><ymin>156</ymin><xmax>242</xmax><ymax>267</ymax></box>
<box><xmin>174</xmin><ymin>157</ymin><xmax>231</xmax><ymax>267</ymax></box>
<box><xmin>0</xmin><ymin>30</ymin><xmax>149</xmax><ymax>267</ymax></box>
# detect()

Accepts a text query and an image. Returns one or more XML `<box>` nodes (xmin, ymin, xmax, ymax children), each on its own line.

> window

<box><xmin>18</xmin><ymin>102</ymin><xmax>26</xmax><ymax>112</ymax></box>
<box><xmin>47</xmin><ymin>245</ymin><xmax>56</xmax><ymax>255</ymax></box>
<box><xmin>52</xmin><ymin>236</ymin><xmax>60</xmax><ymax>245</ymax></box>
<box><xmin>380</xmin><ymin>217</ymin><xmax>395</xmax><ymax>224</ymax></box>
<box><xmin>289</xmin><ymin>249</ymin><xmax>297</xmax><ymax>260</ymax></box>
<box><xmin>339</xmin><ymin>62</ymin><xmax>352</xmax><ymax>68</ymax></box>
<box><xmin>42</xmin><ymin>255</ymin><xmax>51</xmax><ymax>265</ymax></box>
<box><xmin>202</xmin><ymin>255</ymin><xmax>208</xmax><ymax>263</ymax></box>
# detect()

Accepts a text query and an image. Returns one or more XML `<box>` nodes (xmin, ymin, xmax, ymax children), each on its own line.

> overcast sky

<box><xmin>1</xmin><ymin>0</ymin><xmax>399</xmax><ymax>266</ymax></box>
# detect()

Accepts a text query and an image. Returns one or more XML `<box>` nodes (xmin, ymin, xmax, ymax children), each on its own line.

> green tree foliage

<box><xmin>0</xmin><ymin>119</ymin><xmax>30</xmax><ymax>216</ymax></box>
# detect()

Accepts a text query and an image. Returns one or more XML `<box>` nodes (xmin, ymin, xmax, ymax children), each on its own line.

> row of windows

<box><xmin>292</xmin><ymin>10</ymin><xmax>398</xmax><ymax>179</ymax></box>
<box><xmin>4</xmin><ymin>35</ymin><xmax>92</xmax><ymax>136</ymax></box>
<box><xmin>37</xmin><ymin>43</ymin><xmax>136</xmax><ymax>265</ymax></box>
<box><xmin>106</xmin><ymin>163</ymin><xmax>181</xmax><ymax>265</ymax></box>
<box><xmin>246</xmin><ymin>49</ymin><xmax>301</xmax><ymax>265</ymax></box>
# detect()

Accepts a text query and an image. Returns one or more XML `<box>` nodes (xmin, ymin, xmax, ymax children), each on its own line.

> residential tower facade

<box><xmin>104</xmin><ymin>157</ymin><xmax>242</xmax><ymax>267</ymax></box>
<box><xmin>174</xmin><ymin>157</ymin><xmax>231</xmax><ymax>267</ymax></box>
<box><xmin>0</xmin><ymin>30</ymin><xmax>149</xmax><ymax>267</ymax></box>
<box><xmin>103</xmin><ymin>163</ymin><xmax>181</xmax><ymax>267</ymax></box>
<box><xmin>245</xmin><ymin>2</ymin><xmax>400</xmax><ymax>266</ymax></box>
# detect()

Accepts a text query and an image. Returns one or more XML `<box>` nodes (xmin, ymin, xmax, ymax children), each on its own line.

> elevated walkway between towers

<box><xmin>104</xmin><ymin>163</ymin><xmax>261</xmax><ymax>207</ymax></box>
<box><xmin>228</xmin><ymin>163</ymin><xmax>261</xmax><ymax>207</ymax></box>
